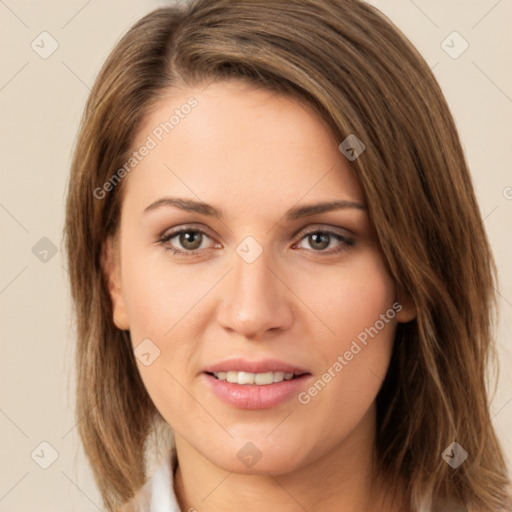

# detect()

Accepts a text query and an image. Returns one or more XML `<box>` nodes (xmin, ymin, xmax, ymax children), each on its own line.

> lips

<box><xmin>202</xmin><ymin>358</ymin><xmax>312</xmax><ymax>409</ymax></box>
<box><xmin>203</xmin><ymin>372</ymin><xmax>311</xmax><ymax>409</ymax></box>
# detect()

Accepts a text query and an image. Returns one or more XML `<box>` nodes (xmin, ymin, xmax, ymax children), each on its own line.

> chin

<box><xmin>205</xmin><ymin>437</ymin><xmax>309</xmax><ymax>476</ymax></box>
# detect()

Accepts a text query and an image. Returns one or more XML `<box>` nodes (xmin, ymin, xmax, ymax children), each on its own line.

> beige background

<box><xmin>1</xmin><ymin>0</ymin><xmax>511</xmax><ymax>510</ymax></box>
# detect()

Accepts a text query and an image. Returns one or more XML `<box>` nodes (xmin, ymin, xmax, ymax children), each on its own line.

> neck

<box><xmin>173</xmin><ymin>406</ymin><xmax>409</xmax><ymax>512</ymax></box>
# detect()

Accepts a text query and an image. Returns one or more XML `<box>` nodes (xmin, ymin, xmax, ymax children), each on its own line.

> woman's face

<box><xmin>104</xmin><ymin>80</ymin><xmax>415</xmax><ymax>474</ymax></box>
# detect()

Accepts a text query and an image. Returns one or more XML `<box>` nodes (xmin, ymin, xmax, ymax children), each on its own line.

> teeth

<box><xmin>212</xmin><ymin>371</ymin><xmax>297</xmax><ymax>385</ymax></box>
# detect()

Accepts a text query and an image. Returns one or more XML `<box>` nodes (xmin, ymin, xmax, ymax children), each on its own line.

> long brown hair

<box><xmin>63</xmin><ymin>0</ymin><xmax>511</xmax><ymax>510</ymax></box>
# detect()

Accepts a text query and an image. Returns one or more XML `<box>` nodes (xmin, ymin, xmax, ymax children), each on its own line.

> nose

<box><xmin>216</xmin><ymin>246</ymin><xmax>294</xmax><ymax>340</ymax></box>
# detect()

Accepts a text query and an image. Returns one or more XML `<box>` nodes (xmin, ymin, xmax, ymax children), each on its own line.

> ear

<box><xmin>394</xmin><ymin>288</ymin><xmax>417</xmax><ymax>324</ymax></box>
<box><xmin>101</xmin><ymin>234</ymin><xmax>130</xmax><ymax>331</ymax></box>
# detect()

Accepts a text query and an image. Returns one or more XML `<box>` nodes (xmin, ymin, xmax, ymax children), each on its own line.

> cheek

<box><xmin>293</xmin><ymin>249</ymin><xmax>397</xmax><ymax>420</ymax></box>
<box><xmin>118</xmin><ymin>240</ymin><xmax>217</xmax><ymax>401</ymax></box>
<box><xmin>295</xmin><ymin>248</ymin><xmax>396</xmax><ymax>344</ymax></box>
<box><xmin>118</xmin><ymin>245</ymin><xmax>207</xmax><ymax>423</ymax></box>
<box><xmin>120</xmin><ymin>240</ymin><xmax>204</xmax><ymax>343</ymax></box>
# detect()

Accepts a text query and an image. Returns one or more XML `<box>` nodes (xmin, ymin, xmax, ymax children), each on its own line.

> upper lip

<box><xmin>203</xmin><ymin>358</ymin><xmax>310</xmax><ymax>375</ymax></box>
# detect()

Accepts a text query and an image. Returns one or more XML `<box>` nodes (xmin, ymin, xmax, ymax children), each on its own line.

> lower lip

<box><xmin>203</xmin><ymin>373</ymin><xmax>311</xmax><ymax>410</ymax></box>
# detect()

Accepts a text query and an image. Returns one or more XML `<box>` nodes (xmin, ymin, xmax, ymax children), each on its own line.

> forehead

<box><xmin>123</xmin><ymin>80</ymin><xmax>363</xmax><ymax>218</ymax></box>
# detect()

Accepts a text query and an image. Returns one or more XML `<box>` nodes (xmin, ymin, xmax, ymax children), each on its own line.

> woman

<box><xmin>63</xmin><ymin>0</ymin><xmax>511</xmax><ymax>511</ymax></box>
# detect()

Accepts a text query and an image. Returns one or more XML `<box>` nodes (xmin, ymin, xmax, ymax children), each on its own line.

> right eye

<box><xmin>158</xmin><ymin>226</ymin><xmax>221</xmax><ymax>256</ymax></box>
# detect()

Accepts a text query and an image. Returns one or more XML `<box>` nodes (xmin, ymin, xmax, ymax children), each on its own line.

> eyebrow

<box><xmin>143</xmin><ymin>197</ymin><xmax>366</xmax><ymax>221</ymax></box>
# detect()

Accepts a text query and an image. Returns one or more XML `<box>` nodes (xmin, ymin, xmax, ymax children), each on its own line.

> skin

<box><xmin>104</xmin><ymin>79</ymin><xmax>416</xmax><ymax>512</ymax></box>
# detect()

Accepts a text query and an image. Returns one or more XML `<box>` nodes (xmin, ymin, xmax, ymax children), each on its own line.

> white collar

<box><xmin>123</xmin><ymin>449</ymin><xmax>181</xmax><ymax>512</ymax></box>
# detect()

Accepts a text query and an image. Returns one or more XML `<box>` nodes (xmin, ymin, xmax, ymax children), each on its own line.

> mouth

<box><xmin>206</xmin><ymin>370</ymin><xmax>307</xmax><ymax>385</ymax></box>
<box><xmin>203</xmin><ymin>371</ymin><xmax>311</xmax><ymax>409</ymax></box>
<box><xmin>202</xmin><ymin>359</ymin><xmax>312</xmax><ymax>409</ymax></box>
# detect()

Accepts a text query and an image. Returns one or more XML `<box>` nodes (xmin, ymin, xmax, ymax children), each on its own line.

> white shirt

<box><xmin>122</xmin><ymin>449</ymin><xmax>181</xmax><ymax>512</ymax></box>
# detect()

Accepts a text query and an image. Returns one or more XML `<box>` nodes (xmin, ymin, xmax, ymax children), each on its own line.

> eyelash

<box><xmin>158</xmin><ymin>225</ymin><xmax>355</xmax><ymax>257</ymax></box>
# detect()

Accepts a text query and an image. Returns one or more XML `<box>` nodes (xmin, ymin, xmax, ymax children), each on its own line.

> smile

<box><xmin>209</xmin><ymin>371</ymin><xmax>300</xmax><ymax>385</ymax></box>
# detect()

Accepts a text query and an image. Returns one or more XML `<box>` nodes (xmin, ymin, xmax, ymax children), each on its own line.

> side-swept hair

<box><xmin>63</xmin><ymin>1</ymin><xmax>511</xmax><ymax>510</ymax></box>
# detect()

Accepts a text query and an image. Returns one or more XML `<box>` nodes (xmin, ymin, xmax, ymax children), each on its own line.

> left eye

<box><xmin>294</xmin><ymin>230</ymin><xmax>353</xmax><ymax>253</ymax></box>
<box><xmin>158</xmin><ymin>227</ymin><xmax>354</xmax><ymax>256</ymax></box>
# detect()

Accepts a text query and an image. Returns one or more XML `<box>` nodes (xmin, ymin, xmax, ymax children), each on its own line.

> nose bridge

<box><xmin>234</xmin><ymin>244</ymin><xmax>273</xmax><ymax>301</ymax></box>
<box><xmin>217</xmin><ymin>239</ymin><xmax>293</xmax><ymax>339</ymax></box>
